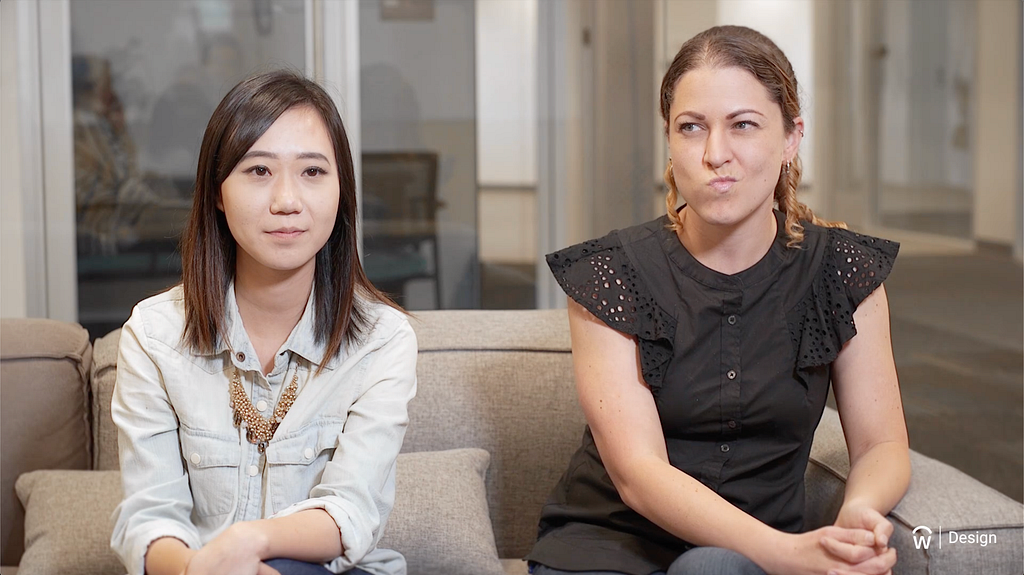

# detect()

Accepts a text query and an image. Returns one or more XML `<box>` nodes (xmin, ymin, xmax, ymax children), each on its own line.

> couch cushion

<box><xmin>0</xmin><ymin>318</ymin><xmax>92</xmax><ymax>567</ymax></box>
<box><xmin>91</xmin><ymin>328</ymin><xmax>121</xmax><ymax>471</ymax></box>
<box><xmin>404</xmin><ymin>310</ymin><xmax>583</xmax><ymax>560</ymax></box>
<box><xmin>15</xmin><ymin>450</ymin><xmax>503</xmax><ymax>575</ymax></box>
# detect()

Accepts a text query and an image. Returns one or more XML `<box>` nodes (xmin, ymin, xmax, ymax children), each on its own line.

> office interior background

<box><xmin>1</xmin><ymin>0</ymin><xmax>1021</xmax><ymax>503</ymax></box>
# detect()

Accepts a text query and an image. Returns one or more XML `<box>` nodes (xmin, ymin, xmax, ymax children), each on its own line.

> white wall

<box><xmin>478</xmin><ymin>188</ymin><xmax>536</xmax><ymax>263</ymax></box>
<box><xmin>972</xmin><ymin>0</ymin><xmax>1021</xmax><ymax>244</ymax></box>
<box><xmin>476</xmin><ymin>0</ymin><xmax>537</xmax><ymax>186</ymax></box>
<box><xmin>1</xmin><ymin>0</ymin><xmax>28</xmax><ymax>318</ymax></box>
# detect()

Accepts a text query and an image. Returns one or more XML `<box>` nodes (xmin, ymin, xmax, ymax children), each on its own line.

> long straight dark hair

<box><xmin>179</xmin><ymin>70</ymin><xmax>400</xmax><ymax>369</ymax></box>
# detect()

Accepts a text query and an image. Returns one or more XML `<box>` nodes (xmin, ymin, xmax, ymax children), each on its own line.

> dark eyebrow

<box><xmin>675</xmin><ymin>111</ymin><xmax>705</xmax><ymax>121</ymax></box>
<box><xmin>239</xmin><ymin>150</ymin><xmax>277</xmax><ymax>161</ymax></box>
<box><xmin>296</xmin><ymin>152</ymin><xmax>331</xmax><ymax>163</ymax></box>
<box><xmin>673</xmin><ymin>109</ymin><xmax>767</xmax><ymax>123</ymax></box>
<box><xmin>726</xmin><ymin>109</ymin><xmax>766</xmax><ymax>119</ymax></box>
<box><xmin>239</xmin><ymin>150</ymin><xmax>332</xmax><ymax>163</ymax></box>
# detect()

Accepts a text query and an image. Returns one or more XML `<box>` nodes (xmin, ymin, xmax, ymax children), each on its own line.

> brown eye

<box><xmin>304</xmin><ymin>167</ymin><xmax>324</xmax><ymax>177</ymax></box>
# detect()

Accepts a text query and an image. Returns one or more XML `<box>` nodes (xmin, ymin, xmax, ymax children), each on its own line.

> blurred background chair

<box><xmin>361</xmin><ymin>151</ymin><xmax>444</xmax><ymax>308</ymax></box>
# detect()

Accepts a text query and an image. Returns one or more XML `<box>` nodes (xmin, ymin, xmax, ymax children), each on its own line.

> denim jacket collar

<box><xmin>214</xmin><ymin>281</ymin><xmax>338</xmax><ymax>372</ymax></box>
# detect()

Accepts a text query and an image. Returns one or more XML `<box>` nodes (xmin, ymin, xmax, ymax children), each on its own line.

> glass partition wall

<box><xmin>66</xmin><ymin>0</ymin><xmax>537</xmax><ymax>327</ymax></box>
<box><xmin>70</xmin><ymin>0</ymin><xmax>307</xmax><ymax>338</ymax></box>
<box><xmin>358</xmin><ymin>0</ymin><xmax>479</xmax><ymax>309</ymax></box>
<box><xmin>38</xmin><ymin>0</ymin><xmax>827</xmax><ymax>327</ymax></box>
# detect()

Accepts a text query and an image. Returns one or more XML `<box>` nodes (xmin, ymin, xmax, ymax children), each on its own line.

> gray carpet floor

<box><xmin>882</xmin><ymin>250</ymin><xmax>1023</xmax><ymax>502</ymax></box>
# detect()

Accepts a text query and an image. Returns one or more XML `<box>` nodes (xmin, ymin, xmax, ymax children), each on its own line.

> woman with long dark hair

<box><xmin>111</xmin><ymin>70</ymin><xmax>416</xmax><ymax>575</ymax></box>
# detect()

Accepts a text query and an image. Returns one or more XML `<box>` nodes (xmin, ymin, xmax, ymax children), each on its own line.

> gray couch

<box><xmin>2</xmin><ymin>311</ymin><xmax>1022</xmax><ymax>574</ymax></box>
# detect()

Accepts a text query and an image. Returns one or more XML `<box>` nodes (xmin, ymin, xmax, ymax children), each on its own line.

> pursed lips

<box><xmin>708</xmin><ymin>177</ymin><xmax>737</xmax><ymax>192</ymax></box>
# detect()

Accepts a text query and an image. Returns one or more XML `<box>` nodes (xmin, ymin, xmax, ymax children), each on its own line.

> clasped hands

<box><xmin>762</xmin><ymin>502</ymin><xmax>896</xmax><ymax>575</ymax></box>
<box><xmin>815</xmin><ymin>503</ymin><xmax>897</xmax><ymax>575</ymax></box>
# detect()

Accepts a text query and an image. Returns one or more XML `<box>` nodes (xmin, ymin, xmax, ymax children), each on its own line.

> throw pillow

<box><xmin>15</xmin><ymin>449</ymin><xmax>503</xmax><ymax>575</ymax></box>
<box><xmin>380</xmin><ymin>448</ymin><xmax>504</xmax><ymax>575</ymax></box>
<box><xmin>15</xmin><ymin>470</ymin><xmax>123</xmax><ymax>575</ymax></box>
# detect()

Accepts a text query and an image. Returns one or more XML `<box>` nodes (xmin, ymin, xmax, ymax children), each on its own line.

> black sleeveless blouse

<box><xmin>526</xmin><ymin>211</ymin><xmax>898</xmax><ymax>574</ymax></box>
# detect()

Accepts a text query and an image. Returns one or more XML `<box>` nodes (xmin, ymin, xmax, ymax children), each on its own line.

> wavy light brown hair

<box><xmin>659</xmin><ymin>25</ymin><xmax>844</xmax><ymax>246</ymax></box>
<box><xmin>179</xmin><ymin>70</ymin><xmax>400</xmax><ymax>369</ymax></box>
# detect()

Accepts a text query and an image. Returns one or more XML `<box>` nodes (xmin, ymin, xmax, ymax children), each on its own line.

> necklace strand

<box><xmin>229</xmin><ymin>368</ymin><xmax>299</xmax><ymax>453</ymax></box>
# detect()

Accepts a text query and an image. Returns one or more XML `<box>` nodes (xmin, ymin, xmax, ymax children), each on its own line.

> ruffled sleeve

<box><xmin>791</xmin><ymin>228</ymin><xmax>899</xmax><ymax>370</ymax></box>
<box><xmin>546</xmin><ymin>234</ymin><xmax>676</xmax><ymax>391</ymax></box>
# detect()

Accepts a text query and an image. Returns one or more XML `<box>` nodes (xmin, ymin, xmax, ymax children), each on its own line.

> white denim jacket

<box><xmin>110</xmin><ymin>285</ymin><xmax>417</xmax><ymax>575</ymax></box>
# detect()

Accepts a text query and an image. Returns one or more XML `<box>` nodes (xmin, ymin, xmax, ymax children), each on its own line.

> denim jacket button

<box><xmin>248</xmin><ymin>465</ymin><xmax>259</xmax><ymax>477</ymax></box>
<box><xmin>256</xmin><ymin>400</ymin><xmax>269</xmax><ymax>412</ymax></box>
<box><xmin>190</xmin><ymin>453</ymin><xmax>201</xmax><ymax>465</ymax></box>
<box><xmin>303</xmin><ymin>448</ymin><xmax>314</xmax><ymax>460</ymax></box>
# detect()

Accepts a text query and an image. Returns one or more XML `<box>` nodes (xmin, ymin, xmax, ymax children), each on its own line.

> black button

<box><xmin>728</xmin><ymin>420</ymin><xmax>737</xmax><ymax>429</ymax></box>
<box><xmin>727</xmin><ymin>370</ymin><xmax>737</xmax><ymax>380</ymax></box>
<box><xmin>236</xmin><ymin>351</ymin><xmax>246</xmax><ymax>362</ymax></box>
<box><xmin>720</xmin><ymin>444</ymin><xmax>730</xmax><ymax>453</ymax></box>
<box><xmin>727</xmin><ymin>315</ymin><xmax>737</xmax><ymax>325</ymax></box>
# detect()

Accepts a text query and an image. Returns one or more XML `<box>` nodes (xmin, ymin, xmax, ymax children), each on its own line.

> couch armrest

<box><xmin>806</xmin><ymin>407</ymin><xmax>1023</xmax><ymax>575</ymax></box>
<box><xmin>0</xmin><ymin>318</ymin><xmax>93</xmax><ymax>567</ymax></box>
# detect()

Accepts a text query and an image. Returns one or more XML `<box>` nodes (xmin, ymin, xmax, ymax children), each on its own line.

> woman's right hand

<box><xmin>759</xmin><ymin>526</ymin><xmax>896</xmax><ymax>575</ymax></box>
<box><xmin>180</xmin><ymin>522</ymin><xmax>273</xmax><ymax>575</ymax></box>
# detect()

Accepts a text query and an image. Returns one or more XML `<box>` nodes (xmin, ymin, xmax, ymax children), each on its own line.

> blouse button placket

<box><xmin>721</xmin><ymin>302</ymin><xmax>742</xmax><ymax>439</ymax></box>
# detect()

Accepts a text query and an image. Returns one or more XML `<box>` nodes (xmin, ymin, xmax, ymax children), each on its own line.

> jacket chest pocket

<box><xmin>264</xmin><ymin>423</ymin><xmax>342</xmax><ymax>513</ymax></box>
<box><xmin>179</xmin><ymin>430</ymin><xmax>241</xmax><ymax>518</ymax></box>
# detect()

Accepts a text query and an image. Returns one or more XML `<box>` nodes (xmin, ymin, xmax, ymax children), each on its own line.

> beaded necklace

<box><xmin>228</xmin><ymin>368</ymin><xmax>299</xmax><ymax>453</ymax></box>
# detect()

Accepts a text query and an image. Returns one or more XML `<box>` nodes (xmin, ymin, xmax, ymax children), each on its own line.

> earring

<box><xmin>783</xmin><ymin>161</ymin><xmax>792</xmax><ymax>173</ymax></box>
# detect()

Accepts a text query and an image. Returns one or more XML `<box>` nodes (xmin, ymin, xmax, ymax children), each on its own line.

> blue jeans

<box><xmin>264</xmin><ymin>558</ymin><xmax>372</xmax><ymax>575</ymax></box>
<box><xmin>531</xmin><ymin>546</ymin><xmax>767</xmax><ymax>575</ymax></box>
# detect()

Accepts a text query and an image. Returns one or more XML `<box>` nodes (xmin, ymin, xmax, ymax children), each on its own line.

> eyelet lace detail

<box><xmin>547</xmin><ymin>236</ymin><xmax>676</xmax><ymax>392</ymax></box>
<box><xmin>789</xmin><ymin>228</ymin><xmax>899</xmax><ymax>370</ymax></box>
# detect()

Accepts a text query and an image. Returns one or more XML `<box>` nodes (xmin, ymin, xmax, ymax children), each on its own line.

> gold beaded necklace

<box><xmin>228</xmin><ymin>368</ymin><xmax>299</xmax><ymax>453</ymax></box>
